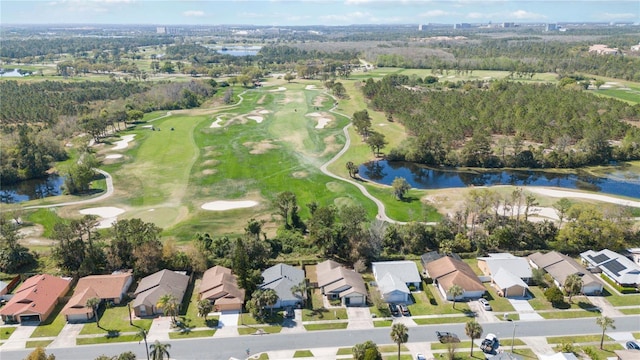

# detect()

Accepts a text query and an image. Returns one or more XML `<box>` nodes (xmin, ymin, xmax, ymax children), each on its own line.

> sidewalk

<box><xmin>0</xmin><ymin>323</ymin><xmax>38</xmax><ymax>350</ymax></box>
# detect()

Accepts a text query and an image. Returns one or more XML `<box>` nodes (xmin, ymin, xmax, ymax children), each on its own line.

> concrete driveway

<box><xmin>346</xmin><ymin>307</ymin><xmax>373</xmax><ymax>330</ymax></box>
<box><xmin>48</xmin><ymin>323</ymin><xmax>84</xmax><ymax>348</ymax></box>
<box><xmin>508</xmin><ymin>298</ymin><xmax>543</xmax><ymax>321</ymax></box>
<box><xmin>1</xmin><ymin>323</ymin><xmax>38</xmax><ymax>350</ymax></box>
<box><xmin>213</xmin><ymin>310</ymin><xmax>240</xmax><ymax>337</ymax></box>
<box><xmin>281</xmin><ymin>309</ymin><xmax>305</xmax><ymax>333</ymax></box>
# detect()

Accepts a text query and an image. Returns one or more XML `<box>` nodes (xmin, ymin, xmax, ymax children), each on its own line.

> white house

<box><xmin>372</xmin><ymin>261</ymin><xmax>421</xmax><ymax>303</ymax></box>
<box><xmin>581</xmin><ymin>249</ymin><xmax>640</xmax><ymax>287</ymax></box>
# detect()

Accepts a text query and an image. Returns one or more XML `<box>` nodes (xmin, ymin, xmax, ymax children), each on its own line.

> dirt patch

<box><xmin>202</xmin><ymin>169</ymin><xmax>217</xmax><ymax>175</ymax></box>
<box><xmin>257</xmin><ymin>95</ymin><xmax>266</xmax><ymax>104</ymax></box>
<box><xmin>269</xmin><ymin>87</ymin><xmax>287</xmax><ymax>92</ymax></box>
<box><xmin>203</xmin><ymin>159</ymin><xmax>220</xmax><ymax>166</ymax></box>
<box><xmin>243</xmin><ymin>140</ymin><xmax>280</xmax><ymax>154</ymax></box>
<box><xmin>258</xmin><ymin>110</ymin><xmax>270</xmax><ymax>114</ymax></box>
<box><xmin>201</xmin><ymin>200</ymin><xmax>258</xmax><ymax>211</ymax></box>
<box><xmin>313</xmin><ymin>95</ymin><xmax>327</xmax><ymax>107</ymax></box>
<box><xmin>210</xmin><ymin>117</ymin><xmax>223</xmax><ymax>128</ymax></box>
<box><xmin>305</xmin><ymin>85</ymin><xmax>318</xmax><ymax>90</ymax></box>
<box><xmin>292</xmin><ymin>171</ymin><xmax>308</xmax><ymax>178</ymax></box>
<box><xmin>247</xmin><ymin>115</ymin><xmax>264</xmax><ymax>123</ymax></box>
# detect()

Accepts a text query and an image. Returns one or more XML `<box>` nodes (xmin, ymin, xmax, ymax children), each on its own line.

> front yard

<box><xmin>527</xmin><ymin>286</ymin><xmax>593</xmax><ymax>311</ymax></box>
<box><xmin>80</xmin><ymin>303</ymin><xmax>152</xmax><ymax>335</ymax></box>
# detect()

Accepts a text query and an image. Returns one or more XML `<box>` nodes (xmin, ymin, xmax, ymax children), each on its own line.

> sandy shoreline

<box><xmin>525</xmin><ymin>187</ymin><xmax>640</xmax><ymax>208</ymax></box>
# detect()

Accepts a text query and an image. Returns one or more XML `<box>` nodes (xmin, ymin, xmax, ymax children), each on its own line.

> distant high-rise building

<box><xmin>545</xmin><ymin>23</ymin><xmax>558</xmax><ymax>31</ymax></box>
<box><xmin>502</xmin><ymin>22</ymin><xmax>515</xmax><ymax>28</ymax></box>
<box><xmin>156</xmin><ymin>27</ymin><xmax>166</xmax><ymax>34</ymax></box>
<box><xmin>454</xmin><ymin>23</ymin><xmax>471</xmax><ymax>29</ymax></box>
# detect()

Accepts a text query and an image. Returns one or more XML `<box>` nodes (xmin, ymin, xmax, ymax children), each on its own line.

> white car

<box><xmin>416</xmin><ymin>354</ymin><xmax>426</xmax><ymax>360</ymax></box>
<box><xmin>479</xmin><ymin>298</ymin><xmax>492</xmax><ymax>311</ymax></box>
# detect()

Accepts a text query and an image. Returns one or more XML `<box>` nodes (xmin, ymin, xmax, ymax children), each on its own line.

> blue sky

<box><xmin>2</xmin><ymin>1</ymin><xmax>639</xmax><ymax>26</ymax></box>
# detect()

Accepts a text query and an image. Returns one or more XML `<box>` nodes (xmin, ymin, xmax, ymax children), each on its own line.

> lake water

<box><xmin>213</xmin><ymin>46</ymin><xmax>261</xmax><ymax>56</ymax></box>
<box><xmin>0</xmin><ymin>69</ymin><xmax>28</xmax><ymax>77</ymax></box>
<box><xmin>0</xmin><ymin>175</ymin><xmax>65</xmax><ymax>203</ymax></box>
<box><xmin>358</xmin><ymin>160</ymin><xmax>640</xmax><ymax>199</ymax></box>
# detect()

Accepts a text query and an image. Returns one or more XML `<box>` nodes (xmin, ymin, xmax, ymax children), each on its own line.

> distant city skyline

<box><xmin>2</xmin><ymin>0</ymin><xmax>639</xmax><ymax>26</ymax></box>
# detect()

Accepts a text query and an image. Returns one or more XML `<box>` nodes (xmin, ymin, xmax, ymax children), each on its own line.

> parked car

<box><xmin>285</xmin><ymin>307</ymin><xmax>295</xmax><ymax>318</ymax></box>
<box><xmin>436</xmin><ymin>331</ymin><xmax>460</xmax><ymax>343</ymax></box>
<box><xmin>480</xmin><ymin>333</ymin><xmax>499</xmax><ymax>354</ymax></box>
<box><xmin>388</xmin><ymin>303</ymin><xmax>399</xmax><ymax>316</ymax></box>
<box><xmin>627</xmin><ymin>341</ymin><xmax>640</xmax><ymax>350</ymax></box>
<box><xmin>398</xmin><ymin>304</ymin><xmax>410</xmax><ymax>316</ymax></box>
<box><xmin>479</xmin><ymin>298</ymin><xmax>492</xmax><ymax>311</ymax></box>
<box><xmin>416</xmin><ymin>353</ymin><xmax>426</xmax><ymax>360</ymax></box>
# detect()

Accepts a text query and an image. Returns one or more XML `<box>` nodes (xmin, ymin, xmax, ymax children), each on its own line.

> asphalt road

<box><xmin>2</xmin><ymin>316</ymin><xmax>638</xmax><ymax>360</ymax></box>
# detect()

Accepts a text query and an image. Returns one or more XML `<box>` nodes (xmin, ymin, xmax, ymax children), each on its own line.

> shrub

<box><xmin>544</xmin><ymin>286</ymin><xmax>565</xmax><ymax>306</ymax></box>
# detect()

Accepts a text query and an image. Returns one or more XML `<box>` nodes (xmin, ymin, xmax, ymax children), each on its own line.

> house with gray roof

<box><xmin>132</xmin><ymin>269</ymin><xmax>190</xmax><ymax>317</ymax></box>
<box><xmin>529</xmin><ymin>252</ymin><xmax>603</xmax><ymax>295</ymax></box>
<box><xmin>372</xmin><ymin>261</ymin><xmax>421</xmax><ymax>303</ymax></box>
<box><xmin>478</xmin><ymin>253</ymin><xmax>532</xmax><ymax>298</ymax></box>
<box><xmin>259</xmin><ymin>263</ymin><xmax>305</xmax><ymax>309</ymax></box>
<box><xmin>581</xmin><ymin>249</ymin><xmax>640</xmax><ymax>287</ymax></box>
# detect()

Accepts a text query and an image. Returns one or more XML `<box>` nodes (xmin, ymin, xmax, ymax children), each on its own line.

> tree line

<box><xmin>362</xmin><ymin>74</ymin><xmax>640</xmax><ymax>168</ymax></box>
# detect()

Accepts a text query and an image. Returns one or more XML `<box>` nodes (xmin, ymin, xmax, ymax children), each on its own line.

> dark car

<box><xmin>627</xmin><ymin>341</ymin><xmax>640</xmax><ymax>350</ymax></box>
<box><xmin>398</xmin><ymin>304</ymin><xmax>410</xmax><ymax>316</ymax></box>
<box><xmin>285</xmin><ymin>307</ymin><xmax>295</xmax><ymax>319</ymax></box>
<box><xmin>436</xmin><ymin>331</ymin><xmax>460</xmax><ymax>343</ymax></box>
<box><xmin>388</xmin><ymin>303</ymin><xmax>399</xmax><ymax>316</ymax></box>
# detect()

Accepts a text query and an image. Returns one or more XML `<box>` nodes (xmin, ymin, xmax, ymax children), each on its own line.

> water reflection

<box><xmin>0</xmin><ymin>175</ymin><xmax>64</xmax><ymax>203</ymax></box>
<box><xmin>358</xmin><ymin>160</ymin><xmax>640</xmax><ymax>198</ymax></box>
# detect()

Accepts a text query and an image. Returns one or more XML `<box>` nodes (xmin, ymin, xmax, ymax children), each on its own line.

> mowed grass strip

<box><xmin>25</xmin><ymin>340</ymin><xmax>53</xmax><ymax>348</ymax></box>
<box><xmin>168</xmin><ymin>329</ymin><xmax>215</xmax><ymax>339</ymax></box>
<box><xmin>547</xmin><ymin>334</ymin><xmax>613</xmax><ymax>344</ymax></box>
<box><xmin>77</xmin><ymin>334</ymin><xmax>139</xmax><ymax>345</ymax></box>
<box><xmin>293</xmin><ymin>350</ymin><xmax>314</xmax><ymax>358</ymax></box>
<box><xmin>303</xmin><ymin>322</ymin><xmax>348</xmax><ymax>331</ymax></box>
<box><xmin>538</xmin><ymin>310</ymin><xmax>600</xmax><ymax>319</ymax></box>
<box><xmin>413</xmin><ymin>316</ymin><xmax>472</xmax><ymax>325</ymax></box>
<box><xmin>237</xmin><ymin>326</ymin><xmax>282</xmax><ymax>335</ymax></box>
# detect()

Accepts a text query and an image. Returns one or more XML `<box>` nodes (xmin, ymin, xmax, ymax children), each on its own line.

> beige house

<box><xmin>132</xmin><ymin>269</ymin><xmax>190</xmax><ymax>317</ymax></box>
<box><xmin>0</xmin><ymin>274</ymin><xmax>71</xmax><ymax>324</ymax></box>
<box><xmin>199</xmin><ymin>266</ymin><xmax>245</xmax><ymax>312</ymax></box>
<box><xmin>316</xmin><ymin>260</ymin><xmax>367</xmax><ymax>306</ymax></box>
<box><xmin>529</xmin><ymin>252</ymin><xmax>603</xmax><ymax>295</ymax></box>
<box><xmin>62</xmin><ymin>272</ymin><xmax>133</xmax><ymax>322</ymax></box>
<box><xmin>424</xmin><ymin>256</ymin><xmax>485</xmax><ymax>300</ymax></box>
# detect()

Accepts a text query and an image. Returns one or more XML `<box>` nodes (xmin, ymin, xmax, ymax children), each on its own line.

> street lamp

<box><xmin>507</xmin><ymin>318</ymin><xmax>517</xmax><ymax>353</ymax></box>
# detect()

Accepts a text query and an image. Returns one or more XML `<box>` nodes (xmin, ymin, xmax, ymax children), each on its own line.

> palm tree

<box><xmin>563</xmin><ymin>273</ymin><xmax>583</xmax><ymax>303</ymax></box>
<box><xmin>137</xmin><ymin>328</ymin><xmax>150</xmax><ymax>360</ymax></box>
<box><xmin>197</xmin><ymin>299</ymin><xmax>212</xmax><ymax>320</ymax></box>
<box><xmin>263</xmin><ymin>289</ymin><xmax>279</xmax><ymax>317</ymax></box>
<box><xmin>390</xmin><ymin>323</ymin><xmax>409</xmax><ymax>360</ymax></box>
<box><xmin>448</xmin><ymin>285</ymin><xmax>463</xmax><ymax>309</ymax></box>
<box><xmin>86</xmin><ymin>297</ymin><xmax>102</xmax><ymax>328</ymax></box>
<box><xmin>156</xmin><ymin>294</ymin><xmax>179</xmax><ymax>324</ymax></box>
<box><xmin>290</xmin><ymin>280</ymin><xmax>309</xmax><ymax>307</ymax></box>
<box><xmin>596</xmin><ymin>316</ymin><xmax>615</xmax><ymax>350</ymax></box>
<box><xmin>465</xmin><ymin>320</ymin><xmax>483</xmax><ymax>357</ymax></box>
<box><xmin>149</xmin><ymin>340</ymin><xmax>171</xmax><ymax>360</ymax></box>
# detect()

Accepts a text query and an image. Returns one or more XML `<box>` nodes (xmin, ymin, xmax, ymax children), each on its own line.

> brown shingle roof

<box><xmin>61</xmin><ymin>272</ymin><xmax>132</xmax><ymax>317</ymax></box>
<box><xmin>316</xmin><ymin>260</ymin><xmax>366</xmax><ymax>297</ymax></box>
<box><xmin>199</xmin><ymin>266</ymin><xmax>245</xmax><ymax>304</ymax></box>
<box><xmin>425</xmin><ymin>257</ymin><xmax>484</xmax><ymax>292</ymax></box>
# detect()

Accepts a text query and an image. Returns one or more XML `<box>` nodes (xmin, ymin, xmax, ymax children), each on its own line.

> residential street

<box><xmin>1</xmin><ymin>315</ymin><xmax>638</xmax><ymax>360</ymax></box>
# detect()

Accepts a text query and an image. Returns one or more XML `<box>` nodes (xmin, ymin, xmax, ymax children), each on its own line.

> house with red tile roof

<box><xmin>199</xmin><ymin>266</ymin><xmax>245</xmax><ymax>312</ymax></box>
<box><xmin>0</xmin><ymin>274</ymin><xmax>71</xmax><ymax>324</ymax></box>
<box><xmin>62</xmin><ymin>272</ymin><xmax>133</xmax><ymax>322</ymax></box>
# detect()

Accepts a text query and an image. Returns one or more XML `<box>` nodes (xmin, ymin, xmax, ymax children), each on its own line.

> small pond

<box><xmin>212</xmin><ymin>46</ymin><xmax>261</xmax><ymax>56</ymax></box>
<box><xmin>0</xmin><ymin>175</ymin><xmax>65</xmax><ymax>203</ymax></box>
<box><xmin>358</xmin><ymin>160</ymin><xmax>640</xmax><ymax>199</ymax></box>
<box><xmin>0</xmin><ymin>69</ymin><xmax>31</xmax><ymax>77</ymax></box>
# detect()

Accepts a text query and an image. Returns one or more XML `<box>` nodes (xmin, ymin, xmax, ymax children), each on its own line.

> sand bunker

<box><xmin>269</xmin><ymin>87</ymin><xmax>287</xmax><ymax>92</ymax></box>
<box><xmin>305</xmin><ymin>85</ymin><xmax>318</xmax><ymax>90</ymax></box>
<box><xmin>141</xmin><ymin>125</ymin><xmax>153</xmax><ymax>129</ymax></box>
<box><xmin>258</xmin><ymin>110</ymin><xmax>270</xmax><ymax>114</ymax></box>
<box><xmin>202</xmin><ymin>169</ymin><xmax>217</xmax><ymax>175</ymax></box>
<box><xmin>247</xmin><ymin>116</ymin><xmax>264</xmax><ymax>123</ymax></box>
<box><xmin>526</xmin><ymin>187</ymin><xmax>640</xmax><ymax>208</ymax></box>
<box><xmin>201</xmin><ymin>200</ymin><xmax>258</xmax><ymax>211</ymax></box>
<box><xmin>243</xmin><ymin>140</ymin><xmax>279</xmax><ymax>154</ymax></box>
<box><xmin>79</xmin><ymin>207</ymin><xmax>125</xmax><ymax>229</ymax></box>
<box><xmin>210</xmin><ymin>117</ymin><xmax>223</xmax><ymax>128</ymax></box>
<box><xmin>112</xmin><ymin>135</ymin><xmax>135</xmax><ymax>151</ymax></box>
<box><xmin>307</xmin><ymin>112</ymin><xmax>321</xmax><ymax>117</ymax></box>
<box><xmin>105</xmin><ymin>154</ymin><xmax>123</xmax><ymax>159</ymax></box>
<box><xmin>315</xmin><ymin>118</ymin><xmax>331</xmax><ymax>129</ymax></box>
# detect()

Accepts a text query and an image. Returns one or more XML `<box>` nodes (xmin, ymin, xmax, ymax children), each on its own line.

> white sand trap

<box><xmin>447</xmin><ymin>75</ymin><xmax>455</xmax><ymax>78</ymax></box>
<box><xmin>112</xmin><ymin>135</ymin><xmax>135</xmax><ymax>150</ymax></box>
<box><xmin>258</xmin><ymin>110</ymin><xmax>270</xmax><ymax>114</ymax></box>
<box><xmin>269</xmin><ymin>87</ymin><xmax>286</xmax><ymax>92</ymax></box>
<box><xmin>305</xmin><ymin>85</ymin><xmax>317</xmax><ymax>90</ymax></box>
<box><xmin>378</xmin><ymin>123</ymin><xmax>387</xmax><ymax>126</ymax></box>
<box><xmin>248</xmin><ymin>116</ymin><xmax>264</xmax><ymax>123</ymax></box>
<box><xmin>79</xmin><ymin>207</ymin><xmax>125</xmax><ymax>229</ymax></box>
<box><xmin>105</xmin><ymin>154</ymin><xmax>123</xmax><ymax>159</ymax></box>
<box><xmin>307</xmin><ymin>112</ymin><xmax>322</xmax><ymax>117</ymax></box>
<box><xmin>315</xmin><ymin>118</ymin><xmax>331</xmax><ymax>129</ymax></box>
<box><xmin>141</xmin><ymin>125</ymin><xmax>153</xmax><ymax>129</ymax></box>
<box><xmin>201</xmin><ymin>200</ymin><xmax>258</xmax><ymax>211</ymax></box>
<box><xmin>210</xmin><ymin>117</ymin><xmax>223</xmax><ymax>128</ymax></box>
<box><xmin>526</xmin><ymin>187</ymin><xmax>640</xmax><ymax>208</ymax></box>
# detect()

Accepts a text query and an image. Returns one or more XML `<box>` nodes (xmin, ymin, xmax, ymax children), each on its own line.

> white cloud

<box><xmin>183</xmin><ymin>10</ymin><xmax>205</xmax><ymax>17</ymax></box>
<box><xmin>599</xmin><ymin>12</ymin><xmax>638</xmax><ymax>20</ymax></box>
<box><xmin>320</xmin><ymin>11</ymin><xmax>371</xmax><ymax>22</ymax></box>
<box><xmin>465</xmin><ymin>9</ymin><xmax>546</xmax><ymax>20</ymax></box>
<box><xmin>420</xmin><ymin>10</ymin><xmax>450</xmax><ymax>17</ymax></box>
<box><xmin>509</xmin><ymin>10</ymin><xmax>546</xmax><ymax>20</ymax></box>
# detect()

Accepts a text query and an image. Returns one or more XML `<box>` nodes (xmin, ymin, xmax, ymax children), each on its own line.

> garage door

<box><xmin>384</xmin><ymin>291</ymin><xmax>407</xmax><ymax>303</ymax></box>
<box><xmin>20</xmin><ymin>314</ymin><xmax>41</xmax><ymax>323</ymax></box>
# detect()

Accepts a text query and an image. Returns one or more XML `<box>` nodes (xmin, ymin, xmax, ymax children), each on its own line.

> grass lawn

<box><xmin>547</xmin><ymin>335</ymin><xmax>612</xmax><ymax>344</ymax></box>
<box><xmin>80</xmin><ymin>304</ymin><xmax>152</xmax><ymax>335</ymax></box>
<box><xmin>528</xmin><ymin>286</ymin><xmax>593</xmax><ymax>311</ymax></box>
<box><xmin>254</xmin><ymin>354</ymin><xmax>269</xmax><ymax>360</ymax></box>
<box><xmin>553</xmin><ymin>343</ymin><xmax>624</xmax><ymax>359</ymax></box>
<box><xmin>634</xmin><ymin>332</ymin><xmax>640</xmax><ymax>340</ymax></box>
<box><xmin>413</xmin><ymin>316</ymin><xmax>472</xmax><ymax>325</ymax></box>
<box><xmin>76</xmin><ymin>334</ymin><xmax>139</xmax><ymax>345</ymax></box>
<box><xmin>620</xmin><ymin>307</ymin><xmax>640</xmax><ymax>315</ymax></box>
<box><xmin>374</xmin><ymin>320</ymin><xmax>393</xmax><ymax>327</ymax></box>
<box><xmin>482</xmin><ymin>284</ymin><xmax>515</xmax><ymax>313</ymax></box>
<box><xmin>168</xmin><ymin>329</ymin><xmax>215</xmax><ymax>339</ymax></box>
<box><xmin>500</xmin><ymin>338</ymin><xmax>526</xmax><ymax>347</ymax></box>
<box><xmin>501</xmin><ymin>313</ymin><xmax>520</xmax><ymax>321</ymax></box>
<box><xmin>177</xmin><ymin>278</ymin><xmax>219</xmax><ymax>329</ymax></box>
<box><xmin>600</xmin><ymin>286</ymin><xmax>640</xmax><ymax>307</ymax></box>
<box><xmin>25</xmin><ymin>340</ymin><xmax>53</xmax><ymax>348</ymax></box>
<box><xmin>30</xmin><ymin>302</ymin><xmax>66</xmax><ymax>338</ymax></box>
<box><xmin>379</xmin><ymin>344</ymin><xmax>409</xmax><ymax>352</ymax></box>
<box><xmin>408</xmin><ymin>285</ymin><xmax>472</xmax><ymax>316</ymax></box>
<box><xmin>237</xmin><ymin>325</ymin><xmax>282</xmax><ymax>335</ymax></box>
<box><xmin>382</xmin><ymin>355</ymin><xmax>412</xmax><ymax>360</ymax></box>
<box><xmin>303</xmin><ymin>322</ymin><xmax>348</xmax><ymax>331</ymax></box>
<box><xmin>293</xmin><ymin>350</ymin><xmax>314</xmax><ymax>357</ymax></box>
<box><xmin>302</xmin><ymin>307</ymin><xmax>347</xmax><ymax>321</ymax></box>
<box><xmin>538</xmin><ymin>310</ymin><xmax>600</xmax><ymax>319</ymax></box>
<box><xmin>239</xmin><ymin>312</ymin><xmax>283</xmax><ymax>325</ymax></box>
<box><xmin>432</xmin><ymin>341</ymin><xmax>473</xmax><ymax>350</ymax></box>
<box><xmin>0</xmin><ymin>327</ymin><xmax>16</xmax><ymax>340</ymax></box>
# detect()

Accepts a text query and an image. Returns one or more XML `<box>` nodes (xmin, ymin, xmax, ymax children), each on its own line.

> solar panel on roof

<box><xmin>602</xmin><ymin>259</ymin><xmax>626</xmax><ymax>276</ymax></box>
<box><xmin>590</xmin><ymin>254</ymin><xmax>610</xmax><ymax>264</ymax></box>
